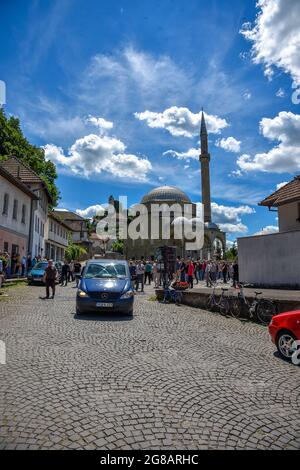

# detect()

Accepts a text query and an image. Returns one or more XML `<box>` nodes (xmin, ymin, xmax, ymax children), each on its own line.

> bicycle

<box><xmin>230</xmin><ymin>284</ymin><xmax>278</xmax><ymax>325</ymax></box>
<box><xmin>206</xmin><ymin>286</ymin><xmax>231</xmax><ymax>316</ymax></box>
<box><xmin>162</xmin><ymin>281</ymin><xmax>183</xmax><ymax>306</ymax></box>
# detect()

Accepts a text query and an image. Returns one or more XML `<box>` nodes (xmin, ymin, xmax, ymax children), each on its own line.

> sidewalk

<box><xmin>190</xmin><ymin>280</ymin><xmax>300</xmax><ymax>302</ymax></box>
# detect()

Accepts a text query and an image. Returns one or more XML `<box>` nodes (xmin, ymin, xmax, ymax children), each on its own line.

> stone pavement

<box><xmin>185</xmin><ymin>279</ymin><xmax>300</xmax><ymax>302</ymax></box>
<box><xmin>0</xmin><ymin>282</ymin><xmax>299</xmax><ymax>450</ymax></box>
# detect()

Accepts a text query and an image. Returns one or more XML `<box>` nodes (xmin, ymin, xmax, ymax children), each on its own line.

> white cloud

<box><xmin>226</xmin><ymin>239</ymin><xmax>235</xmax><ymax>249</ymax></box>
<box><xmin>276</xmin><ymin>88</ymin><xmax>285</xmax><ymax>98</ymax></box>
<box><xmin>194</xmin><ymin>202</ymin><xmax>254</xmax><ymax>233</ymax></box>
<box><xmin>76</xmin><ymin>204</ymin><xmax>105</xmax><ymax>218</ymax></box>
<box><xmin>81</xmin><ymin>47</ymin><xmax>193</xmax><ymax>112</ymax></box>
<box><xmin>216</xmin><ymin>137</ymin><xmax>241</xmax><ymax>153</ymax></box>
<box><xmin>134</xmin><ymin>107</ymin><xmax>228</xmax><ymax>138</ymax></box>
<box><xmin>163</xmin><ymin>148</ymin><xmax>199</xmax><ymax>160</ymax></box>
<box><xmin>254</xmin><ymin>225</ymin><xmax>279</xmax><ymax>236</ymax></box>
<box><xmin>85</xmin><ymin>115</ymin><xmax>113</xmax><ymax>133</ymax></box>
<box><xmin>44</xmin><ymin>132</ymin><xmax>152</xmax><ymax>182</ymax></box>
<box><xmin>211</xmin><ymin>202</ymin><xmax>255</xmax><ymax>233</ymax></box>
<box><xmin>237</xmin><ymin>111</ymin><xmax>300</xmax><ymax>173</ymax></box>
<box><xmin>243</xmin><ymin>91</ymin><xmax>252</xmax><ymax>100</ymax></box>
<box><xmin>218</xmin><ymin>222</ymin><xmax>248</xmax><ymax>234</ymax></box>
<box><xmin>241</xmin><ymin>0</ymin><xmax>300</xmax><ymax>85</ymax></box>
<box><xmin>276</xmin><ymin>181</ymin><xmax>288</xmax><ymax>190</ymax></box>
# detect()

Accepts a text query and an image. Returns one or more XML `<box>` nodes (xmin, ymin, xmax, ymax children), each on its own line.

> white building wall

<box><xmin>30</xmin><ymin>188</ymin><xmax>49</xmax><ymax>258</ymax></box>
<box><xmin>45</xmin><ymin>216</ymin><xmax>69</xmax><ymax>261</ymax></box>
<box><xmin>0</xmin><ymin>174</ymin><xmax>31</xmax><ymax>237</ymax></box>
<box><xmin>238</xmin><ymin>230</ymin><xmax>300</xmax><ymax>288</ymax></box>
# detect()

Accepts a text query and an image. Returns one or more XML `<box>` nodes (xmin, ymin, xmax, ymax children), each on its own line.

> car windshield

<box><xmin>84</xmin><ymin>263</ymin><xmax>127</xmax><ymax>279</ymax></box>
<box><xmin>34</xmin><ymin>262</ymin><xmax>48</xmax><ymax>270</ymax></box>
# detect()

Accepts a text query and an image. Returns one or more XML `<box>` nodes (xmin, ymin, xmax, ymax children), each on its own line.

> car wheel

<box><xmin>76</xmin><ymin>307</ymin><xmax>82</xmax><ymax>316</ymax></box>
<box><xmin>276</xmin><ymin>330</ymin><xmax>297</xmax><ymax>361</ymax></box>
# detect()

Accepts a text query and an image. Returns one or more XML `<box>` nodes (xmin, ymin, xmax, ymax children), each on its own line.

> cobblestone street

<box><xmin>0</xmin><ymin>282</ymin><xmax>299</xmax><ymax>450</ymax></box>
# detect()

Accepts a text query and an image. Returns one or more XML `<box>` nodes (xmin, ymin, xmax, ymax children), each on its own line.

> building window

<box><xmin>50</xmin><ymin>221</ymin><xmax>53</xmax><ymax>232</ymax></box>
<box><xmin>4</xmin><ymin>242</ymin><xmax>9</xmax><ymax>253</ymax></box>
<box><xmin>12</xmin><ymin>199</ymin><xmax>18</xmax><ymax>220</ymax></box>
<box><xmin>12</xmin><ymin>243</ymin><xmax>19</xmax><ymax>255</ymax></box>
<box><xmin>21</xmin><ymin>204</ymin><xmax>26</xmax><ymax>224</ymax></box>
<box><xmin>2</xmin><ymin>193</ymin><xmax>9</xmax><ymax>215</ymax></box>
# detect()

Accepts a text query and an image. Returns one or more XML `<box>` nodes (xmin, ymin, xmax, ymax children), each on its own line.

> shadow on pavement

<box><xmin>273</xmin><ymin>350</ymin><xmax>300</xmax><ymax>366</ymax></box>
<box><xmin>73</xmin><ymin>312</ymin><xmax>134</xmax><ymax>322</ymax></box>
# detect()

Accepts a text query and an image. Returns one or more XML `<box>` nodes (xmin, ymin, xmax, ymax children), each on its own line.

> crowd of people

<box><xmin>0</xmin><ymin>251</ymin><xmax>239</xmax><ymax>297</ymax></box>
<box><xmin>128</xmin><ymin>257</ymin><xmax>239</xmax><ymax>291</ymax></box>
<box><xmin>0</xmin><ymin>252</ymin><xmax>47</xmax><ymax>279</ymax></box>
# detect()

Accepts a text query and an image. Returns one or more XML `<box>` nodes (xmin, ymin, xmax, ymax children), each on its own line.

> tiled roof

<box><xmin>0</xmin><ymin>155</ymin><xmax>44</xmax><ymax>183</ymax></box>
<box><xmin>0</xmin><ymin>155</ymin><xmax>52</xmax><ymax>201</ymax></box>
<box><xmin>52</xmin><ymin>210</ymin><xmax>87</xmax><ymax>222</ymax></box>
<box><xmin>89</xmin><ymin>232</ymin><xmax>110</xmax><ymax>241</ymax></box>
<box><xmin>259</xmin><ymin>176</ymin><xmax>300</xmax><ymax>207</ymax></box>
<box><xmin>48</xmin><ymin>211</ymin><xmax>73</xmax><ymax>230</ymax></box>
<box><xmin>0</xmin><ymin>165</ymin><xmax>38</xmax><ymax>199</ymax></box>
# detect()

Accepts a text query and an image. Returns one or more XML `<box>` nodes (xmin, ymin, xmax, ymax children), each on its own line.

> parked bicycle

<box><xmin>206</xmin><ymin>286</ymin><xmax>232</xmax><ymax>316</ymax></box>
<box><xmin>162</xmin><ymin>281</ymin><xmax>183</xmax><ymax>306</ymax></box>
<box><xmin>230</xmin><ymin>284</ymin><xmax>278</xmax><ymax>325</ymax></box>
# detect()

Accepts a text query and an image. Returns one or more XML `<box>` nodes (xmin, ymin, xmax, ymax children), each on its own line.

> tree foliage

<box><xmin>0</xmin><ymin>108</ymin><xmax>59</xmax><ymax>205</ymax></box>
<box><xmin>65</xmin><ymin>243</ymin><xmax>87</xmax><ymax>262</ymax></box>
<box><xmin>224</xmin><ymin>241</ymin><xmax>238</xmax><ymax>261</ymax></box>
<box><xmin>111</xmin><ymin>239</ymin><xmax>124</xmax><ymax>254</ymax></box>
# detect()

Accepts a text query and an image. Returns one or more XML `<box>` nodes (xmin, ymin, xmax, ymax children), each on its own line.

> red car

<box><xmin>268</xmin><ymin>310</ymin><xmax>300</xmax><ymax>362</ymax></box>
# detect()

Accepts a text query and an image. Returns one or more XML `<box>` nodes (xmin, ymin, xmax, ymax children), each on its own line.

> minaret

<box><xmin>199</xmin><ymin>110</ymin><xmax>212</xmax><ymax>223</ymax></box>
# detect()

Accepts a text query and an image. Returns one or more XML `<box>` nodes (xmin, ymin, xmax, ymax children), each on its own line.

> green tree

<box><xmin>65</xmin><ymin>239</ymin><xmax>87</xmax><ymax>261</ymax></box>
<box><xmin>224</xmin><ymin>241</ymin><xmax>238</xmax><ymax>261</ymax></box>
<box><xmin>111</xmin><ymin>239</ymin><xmax>124</xmax><ymax>254</ymax></box>
<box><xmin>0</xmin><ymin>108</ymin><xmax>59</xmax><ymax>205</ymax></box>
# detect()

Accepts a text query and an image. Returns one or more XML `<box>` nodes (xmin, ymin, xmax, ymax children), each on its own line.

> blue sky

<box><xmin>1</xmin><ymin>0</ymin><xmax>300</xmax><ymax>244</ymax></box>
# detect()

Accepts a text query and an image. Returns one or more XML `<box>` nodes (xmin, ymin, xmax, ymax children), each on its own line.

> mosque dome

<box><xmin>205</xmin><ymin>221</ymin><xmax>219</xmax><ymax>230</ymax></box>
<box><xmin>141</xmin><ymin>186</ymin><xmax>191</xmax><ymax>204</ymax></box>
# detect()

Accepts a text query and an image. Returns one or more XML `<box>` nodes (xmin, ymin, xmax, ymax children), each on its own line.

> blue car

<box><xmin>76</xmin><ymin>259</ymin><xmax>134</xmax><ymax>316</ymax></box>
<box><xmin>27</xmin><ymin>261</ymin><xmax>61</xmax><ymax>285</ymax></box>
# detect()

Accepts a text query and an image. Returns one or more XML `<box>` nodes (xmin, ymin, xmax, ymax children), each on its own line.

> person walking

<box><xmin>135</xmin><ymin>260</ymin><xmax>145</xmax><ymax>292</ymax></box>
<box><xmin>195</xmin><ymin>259</ymin><xmax>201</xmax><ymax>284</ymax></box>
<box><xmin>144</xmin><ymin>260</ymin><xmax>152</xmax><ymax>285</ymax></box>
<box><xmin>221</xmin><ymin>261</ymin><xmax>228</xmax><ymax>284</ymax></box>
<box><xmin>26</xmin><ymin>254</ymin><xmax>32</xmax><ymax>274</ymax></box>
<box><xmin>205</xmin><ymin>261</ymin><xmax>213</xmax><ymax>287</ymax></box>
<box><xmin>21</xmin><ymin>255</ymin><xmax>27</xmax><ymax>277</ymax></box>
<box><xmin>187</xmin><ymin>260</ymin><xmax>195</xmax><ymax>289</ymax></box>
<box><xmin>129</xmin><ymin>261</ymin><xmax>137</xmax><ymax>291</ymax></box>
<box><xmin>61</xmin><ymin>260</ymin><xmax>70</xmax><ymax>286</ymax></box>
<box><xmin>73</xmin><ymin>260</ymin><xmax>82</xmax><ymax>287</ymax></box>
<box><xmin>179</xmin><ymin>258</ymin><xmax>186</xmax><ymax>282</ymax></box>
<box><xmin>68</xmin><ymin>260</ymin><xmax>75</xmax><ymax>282</ymax></box>
<box><xmin>42</xmin><ymin>260</ymin><xmax>57</xmax><ymax>299</ymax></box>
<box><xmin>152</xmin><ymin>260</ymin><xmax>159</xmax><ymax>288</ymax></box>
<box><xmin>232</xmin><ymin>260</ymin><xmax>239</xmax><ymax>288</ymax></box>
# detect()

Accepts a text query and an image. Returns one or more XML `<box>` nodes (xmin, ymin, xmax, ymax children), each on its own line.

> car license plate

<box><xmin>96</xmin><ymin>302</ymin><xmax>113</xmax><ymax>308</ymax></box>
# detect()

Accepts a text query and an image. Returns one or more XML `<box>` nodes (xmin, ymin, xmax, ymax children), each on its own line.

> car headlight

<box><xmin>78</xmin><ymin>289</ymin><xmax>88</xmax><ymax>297</ymax></box>
<box><xmin>120</xmin><ymin>290</ymin><xmax>134</xmax><ymax>299</ymax></box>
